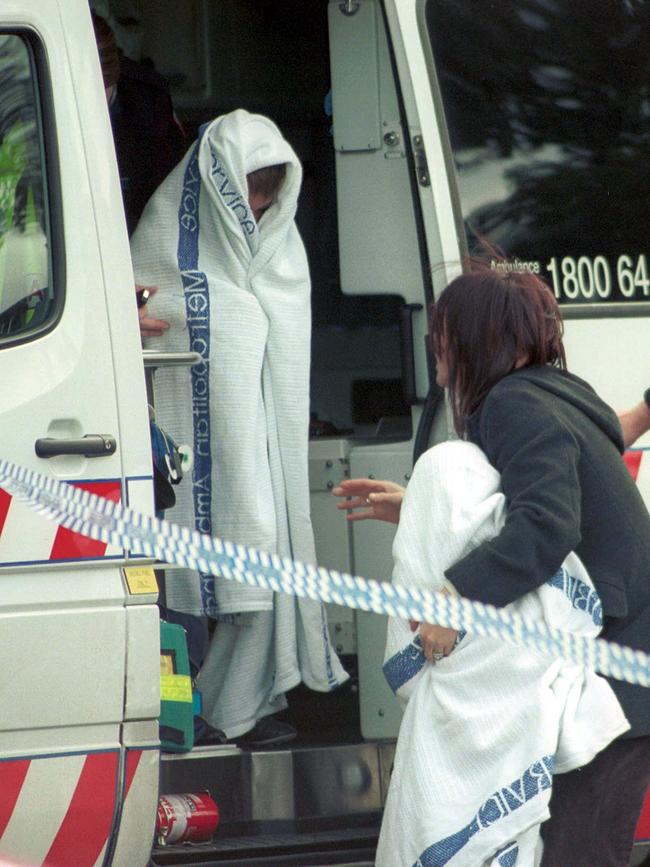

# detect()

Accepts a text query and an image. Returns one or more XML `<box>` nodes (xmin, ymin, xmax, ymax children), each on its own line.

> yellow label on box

<box><xmin>160</xmin><ymin>674</ymin><xmax>193</xmax><ymax>703</ymax></box>
<box><xmin>123</xmin><ymin>566</ymin><xmax>158</xmax><ymax>595</ymax></box>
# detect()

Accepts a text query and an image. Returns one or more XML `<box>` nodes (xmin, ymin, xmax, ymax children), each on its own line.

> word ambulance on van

<box><xmin>0</xmin><ymin>1</ymin><xmax>648</xmax><ymax>866</ymax></box>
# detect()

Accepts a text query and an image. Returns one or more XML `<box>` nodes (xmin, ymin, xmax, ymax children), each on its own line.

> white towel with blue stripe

<box><xmin>130</xmin><ymin>110</ymin><xmax>347</xmax><ymax>730</ymax></box>
<box><xmin>376</xmin><ymin>441</ymin><xmax>629</xmax><ymax>867</ymax></box>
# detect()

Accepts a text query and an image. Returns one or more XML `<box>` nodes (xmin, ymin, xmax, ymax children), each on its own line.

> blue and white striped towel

<box><xmin>376</xmin><ymin>441</ymin><xmax>629</xmax><ymax>867</ymax></box>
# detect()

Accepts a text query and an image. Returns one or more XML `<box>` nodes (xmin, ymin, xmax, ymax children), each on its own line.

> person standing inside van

<box><xmin>130</xmin><ymin>109</ymin><xmax>348</xmax><ymax>746</ymax></box>
<box><xmin>93</xmin><ymin>11</ymin><xmax>179</xmax><ymax>339</ymax></box>
<box><xmin>92</xmin><ymin>11</ymin><xmax>185</xmax><ymax>236</ymax></box>
<box><xmin>336</xmin><ymin>265</ymin><xmax>650</xmax><ymax>866</ymax></box>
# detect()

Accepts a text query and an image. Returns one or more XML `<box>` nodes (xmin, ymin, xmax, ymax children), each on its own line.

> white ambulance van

<box><xmin>0</xmin><ymin>3</ymin><xmax>160</xmax><ymax>867</ymax></box>
<box><xmin>0</xmin><ymin>1</ymin><xmax>648</xmax><ymax>865</ymax></box>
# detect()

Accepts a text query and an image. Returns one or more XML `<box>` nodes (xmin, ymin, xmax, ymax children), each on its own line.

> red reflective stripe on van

<box><xmin>0</xmin><ymin>759</ymin><xmax>30</xmax><ymax>838</ymax></box>
<box><xmin>636</xmin><ymin>786</ymin><xmax>650</xmax><ymax>841</ymax></box>
<box><xmin>49</xmin><ymin>481</ymin><xmax>121</xmax><ymax>560</ymax></box>
<box><xmin>623</xmin><ymin>450</ymin><xmax>642</xmax><ymax>481</ymax></box>
<box><xmin>0</xmin><ymin>488</ymin><xmax>11</xmax><ymax>538</ymax></box>
<box><xmin>43</xmin><ymin>752</ymin><xmax>119</xmax><ymax>867</ymax></box>
<box><xmin>124</xmin><ymin>750</ymin><xmax>142</xmax><ymax>798</ymax></box>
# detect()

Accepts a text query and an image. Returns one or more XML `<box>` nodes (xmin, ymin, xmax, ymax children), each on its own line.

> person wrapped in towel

<box><xmin>130</xmin><ymin>109</ymin><xmax>348</xmax><ymax>745</ymax></box>
<box><xmin>376</xmin><ymin>440</ymin><xmax>628</xmax><ymax>867</ymax></box>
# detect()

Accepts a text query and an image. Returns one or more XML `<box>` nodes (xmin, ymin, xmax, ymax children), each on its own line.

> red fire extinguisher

<box><xmin>156</xmin><ymin>792</ymin><xmax>220</xmax><ymax>845</ymax></box>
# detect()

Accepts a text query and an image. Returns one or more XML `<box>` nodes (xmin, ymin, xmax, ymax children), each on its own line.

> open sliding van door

<box><xmin>325</xmin><ymin>0</ymin><xmax>463</xmax><ymax>739</ymax></box>
<box><xmin>0</xmin><ymin>2</ymin><xmax>158</xmax><ymax>865</ymax></box>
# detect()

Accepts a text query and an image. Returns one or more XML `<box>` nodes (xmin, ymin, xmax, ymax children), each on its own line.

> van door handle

<box><xmin>35</xmin><ymin>435</ymin><xmax>117</xmax><ymax>459</ymax></box>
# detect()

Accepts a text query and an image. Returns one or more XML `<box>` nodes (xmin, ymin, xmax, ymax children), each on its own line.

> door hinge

<box><xmin>412</xmin><ymin>135</ymin><xmax>430</xmax><ymax>187</ymax></box>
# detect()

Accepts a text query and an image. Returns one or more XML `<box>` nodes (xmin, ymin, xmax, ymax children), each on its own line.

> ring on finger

<box><xmin>432</xmin><ymin>650</ymin><xmax>444</xmax><ymax>661</ymax></box>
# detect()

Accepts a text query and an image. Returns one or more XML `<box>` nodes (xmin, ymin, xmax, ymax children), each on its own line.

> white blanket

<box><xmin>376</xmin><ymin>441</ymin><xmax>629</xmax><ymax>867</ymax></box>
<box><xmin>130</xmin><ymin>110</ymin><xmax>347</xmax><ymax>696</ymax></box>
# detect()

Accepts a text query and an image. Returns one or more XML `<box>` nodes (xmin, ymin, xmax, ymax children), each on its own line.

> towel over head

<box><xmin>130</xmin><ymin>109</ymin><xmax>347</xmax><ymax>696</ymax></box>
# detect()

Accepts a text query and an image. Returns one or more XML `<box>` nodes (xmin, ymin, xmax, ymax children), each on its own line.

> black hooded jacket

<box><xmin>446</xmin><ymin>364</ymin><xmax>650</xmax><ymax>737</ymax></box>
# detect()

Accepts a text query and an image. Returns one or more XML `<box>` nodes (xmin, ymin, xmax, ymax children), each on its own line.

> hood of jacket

<box><xmin>498</xmin><ymin>365</ymin><xmax>625</xmax><ymax>453</ymax></box>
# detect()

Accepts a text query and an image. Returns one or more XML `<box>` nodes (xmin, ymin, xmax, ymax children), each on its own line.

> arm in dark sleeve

<box><xmin>445</xmin><ymin>383</ymin><xmax>582</xmax><ymax>607</ymax></box>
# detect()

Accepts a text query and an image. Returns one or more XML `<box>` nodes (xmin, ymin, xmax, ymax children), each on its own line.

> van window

<box><xmin>0</xmin><ymin>34</ymin><xmax>52</xmax><ymax>339</ymax></box>
<box><xmin>425</xmin><ymin>0</ymin><xmax>650</xmax><ymax>309</ymax></box>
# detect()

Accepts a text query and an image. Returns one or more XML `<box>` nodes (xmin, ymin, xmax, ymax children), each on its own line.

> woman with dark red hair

<box><xmin>336</xmin><ymin>264</ymin><xmax>650</xmax><ymax>866</ymax></box>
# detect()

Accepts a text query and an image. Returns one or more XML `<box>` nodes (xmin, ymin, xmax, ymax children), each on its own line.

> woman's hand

<box><xmin>331</xmin><ymin>478</ymin><xmax>405</xmax><ymax>524</ymax></box>
<box><xmin>413</xmin><ymin>621</ymin><xmax>459</xmax><ymax>662</ymax></box>
<box><xmin>409</xmin><ymin>587</ymin><xmax>458</xmax><ymax>662</ymax></box>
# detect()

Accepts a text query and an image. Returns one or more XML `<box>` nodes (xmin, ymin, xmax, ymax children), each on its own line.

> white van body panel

<box><xmin>0</xmin><ymin>2</ymin><xmax>157</xmax><ymax>864</ymax></box>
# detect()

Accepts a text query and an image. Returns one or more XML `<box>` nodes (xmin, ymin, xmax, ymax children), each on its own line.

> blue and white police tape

<box><xmin>0</xmin><ymin>457</ymin><xmax>648</xmax><ymax>689</ymax></box>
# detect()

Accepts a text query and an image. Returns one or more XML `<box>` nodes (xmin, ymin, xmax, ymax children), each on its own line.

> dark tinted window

<box><xmin>425</xmin><ymin>0</ymin><xmax>650</xmax><ymax>307</ymax></box>
<box><xmin>0</xmin><ymin>34</ymin><xmax>53</xmax><ymax>339</ymax></box>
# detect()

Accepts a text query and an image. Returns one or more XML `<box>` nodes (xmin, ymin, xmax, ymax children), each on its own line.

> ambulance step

<box><xmin>159</xmin><ymin>740</ymin><xmax>395</xmax><ymax>826</ymax></box>
<box><xmin>151</xmin><ymin>823</ymin><xmax>378</xmax><ymax>866</ymax></box>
